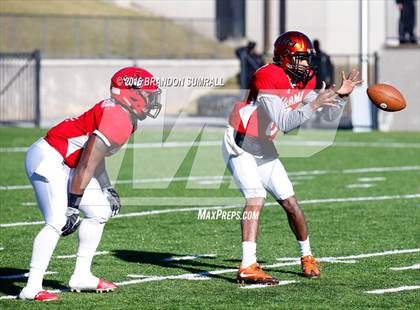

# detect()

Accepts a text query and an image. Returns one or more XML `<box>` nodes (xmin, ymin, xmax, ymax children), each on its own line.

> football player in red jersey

<box><xmin>222</xmin><ymin>31</ymin><xmax>362</xmax><ymax>285</ymax></box>
<box><xmin>19</xmin><ymin>67</ymin><xmax>162</xmax><ymax>301</ymax></box>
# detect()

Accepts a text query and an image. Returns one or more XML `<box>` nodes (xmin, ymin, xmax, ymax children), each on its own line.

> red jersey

<box><xmin>45</xmin><ymin>99</ymin><xmax>135</xmax><ymax>168</ymax></box>
<box><xmin>229</xmin><ymin>63</ymin><xmax>315</xmax><ymax>140</ymax></box>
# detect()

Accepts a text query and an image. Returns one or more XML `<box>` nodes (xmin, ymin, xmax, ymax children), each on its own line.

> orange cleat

<box><xmin>237</xmin><ymin>263</ymin><xmax>279</xmax><ymax>285</ymax></box>
<box><xmin>301</xmin><ymin>255</ymin><xmax>320</xmax><ymax>278</ymax></box>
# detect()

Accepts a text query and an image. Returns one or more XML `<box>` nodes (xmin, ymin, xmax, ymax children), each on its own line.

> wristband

<box><xmin>68</xmin><ymin>193</ymin><xmax>83</xmax><ymax>209</ymax></box>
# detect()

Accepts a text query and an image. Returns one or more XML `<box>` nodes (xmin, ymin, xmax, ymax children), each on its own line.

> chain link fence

<box><xmin>0</xmin><ymin>14</ymin><xmax>234</xmax><ymax>59</ymax></box>
<box><xmin>0</xmin><ymin>50</ymin><xmax>41</xmax><ymax>126</ymax></box>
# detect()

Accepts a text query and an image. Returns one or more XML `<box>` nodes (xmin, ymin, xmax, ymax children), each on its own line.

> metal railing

<box><xmin>0</xmin><ymin>13</ymin><xmax>233</xmax><ymax>59</ymax></box>
<box><xmin>0</xmin><ymin>50</ymin><xmax>41</xmax><ymax>127</ymax></box>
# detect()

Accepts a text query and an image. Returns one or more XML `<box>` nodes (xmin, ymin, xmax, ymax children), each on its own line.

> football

<box><xmin>366</xmin><ymin>83</ymin><xmax>406</xmax><ymax>112</ymax></box>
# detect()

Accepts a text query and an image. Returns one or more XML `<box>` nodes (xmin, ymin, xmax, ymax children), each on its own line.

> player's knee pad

<box><xmin>81</xmin><ymin>204</ymin><xmax>111</xmax><ymax>224</ymax></box>
<box><xmin>84</xmin><ymin>214</ymin><xmax>109</xmax><ymax>225</ymax></box>
<box><xmin>45</xmin><ymin>216</ymin><xmax>67</xmax><ymax>234</ymax></box>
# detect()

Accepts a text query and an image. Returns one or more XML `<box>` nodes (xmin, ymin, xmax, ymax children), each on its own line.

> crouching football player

<box><xmin>19</xmin><ymin>67</ymin><xmax>162</xmax><ymax>300</ymax></box>
<box><xmin>222</xmin><ymin>31</ymin><xmax>362</xmax><ymax>285</ymax></box>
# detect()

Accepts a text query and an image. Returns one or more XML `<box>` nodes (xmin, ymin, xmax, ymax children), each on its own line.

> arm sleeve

<box><xmin>302</xmin><ymin>90</ymin><xmax>348</xmax><ymax>122</ymax></box>
<box><xmin>302</xmin><ymin>90</ymin><xmax>318</xmax><ymax>105</ymax></box>
<box><xmin>94</xmin><ymin>159</ymin><xmax>111</xmax><ymax>189</ymax></box>
<box><xmin>257</xmin><ymin>93</ymin><xmax>314</xmax><ymax>133</ymax></box>
<box><xmin>321</xmin><ymin>96</ymin><xmax>348</xmax><ymax>121</ymax></box>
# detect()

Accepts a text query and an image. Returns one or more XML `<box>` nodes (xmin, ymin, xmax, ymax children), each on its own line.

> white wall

<box><xmin>40</xmin><ymin>59</ymin><xmax>239</xmax><ymax>123</ymax></box>
<box><xmin>378</xmin><ymin>47</ymin><xmax>420</xmax><ymax>131</ymax></box>
<box><xmin>287</xmin><ymin>0</ymin><xmax>379</xmax><ymax>55</ymax></box>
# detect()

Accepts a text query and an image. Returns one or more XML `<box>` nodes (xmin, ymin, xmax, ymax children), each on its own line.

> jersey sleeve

<box><xmin>94</xmin><ymin>102</ymin><xmax>134</xmax><ymax>147</ymax></box>
<box><xmin>253</xmin><ymin>72</ymin><xmax>278</xmax><ymax>94</ymax></box>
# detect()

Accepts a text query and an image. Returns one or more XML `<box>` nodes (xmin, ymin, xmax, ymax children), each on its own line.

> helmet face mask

<box><xmin>273</xmin><ymin>31</ymin><xmax>317</xmax><ymax>86</ymax></box>
<box><xmin>284</xmin><ymin>51</ymin><xmax>316</xmax><ymax>84</ymax></box>
<box><xmin>138</xmin><ymin>89</ymin><xmax>162</xmax><ymax>119</ymax></box>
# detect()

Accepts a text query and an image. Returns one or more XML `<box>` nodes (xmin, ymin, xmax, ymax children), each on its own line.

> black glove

<box><xmin>61</xmin><ymin>193</ymin><xmax>82</xmax><ymax>236</ymax></box>
<box><xmin>103</xmin><ymin>187</ymin><xmax>121</xmax><ymax>217</ymax></box>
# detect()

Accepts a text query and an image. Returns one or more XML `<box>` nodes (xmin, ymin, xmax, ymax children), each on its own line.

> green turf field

<box><xmin>0</xmin><ymin>127</ymin><xmax>419</xmax><ymax>309</ymax></box>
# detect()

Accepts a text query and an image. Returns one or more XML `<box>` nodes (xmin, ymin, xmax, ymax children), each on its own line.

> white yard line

<box><xmin>331</xmin><ymin>141</ymin><xmax>420</xmax><ymax>149</ymax></box>
<box><xmin>115</xmin><ymin>205</ymin><xmax>240</xmax><ymax>219</ymax></box>
<box><xmin>389</xmin><ymin>263</ymin><xmax>420</xmax><ymax>271</ymax></box>
<box><xmin>2</xmin><ymin>194</ymin><xmax>420</xmax><ymax>228</ymax></box>
<box><xmin>0</xmin><ymin>185</ymin><xmax>32</xmax><ymax>190</ymax></box>
<box><xmin>162</xmin><ymin>254</ymin><xmax>216</xmax><ymax>262</ymax></box>
<box><xmin>0</xmin><ymin>220</ymin><xmax>44</xmax><ymax>228</ymax></box>
<box><xmin>127</xmin><ymin>274</ymin><xmax>150</xmax><ymax>278</ymax></box>
<box><xmin>0</xmin><ymin>289</ymin><xmax>63</xmax><ymax>300</ymax></box>
<box><xmin>3</xmin><ymin>165</ymin><xmax>419</xmax><ymax>192</ymax></box>
<box><xmin>343</xmin><ymin>166</ymin><xmax>420</xmax><ymax>173</ymax></box>
<box><xmin>1</xmin><ymin>140</ymin><xmax>419</xmax><ymax>153</ymax></box>
<box><xmin>56</xmin><ymin>251</ymin><xmax>109</xmax><ymax>259</ymax></box>
<box><xmin>21</xmin><ymin>202</ymin><xmax>36</xmax><ymax>206</ymax></box>
<box><xmin>115</xmin><ymin>273</ymin><xmax>213</xmax><ymax>285</ymax></box>
<box><xmin>1</xmin><ymin>248</ymin><xmax>419</xmax><ymax>300</ymax></box>
<box><xmin>319</xmin><ymin>248</ymin><xmax>420</xmax><ymax>261</ymax></box>
<box><xmin>346</xmin><ymin>184</ymin><xmax>376</xmax><ymax>188</ymax></box>
<box><xmin>357</xmin><ymin>177</ymin><xmax>386</xmax><ymax>182</ymax></box>
<box><xmin>296</xmin><ymin>194</ymin><xmax>420</xmax><ymax>205</ymax></box>
<box><xmin>276</xmin><ymin>249</ymin><xmax>420</xmax><ymax>263</ymax></box>
<box><xmin>239</xmin><ymin>281</ymin><xmax>298</xmax><ymax>289</ymax></box>
<box><xmin>0</xmin><ymin>271</ymin><xmax>56</xmax><ymax>280</ymax></box>
<box><xmin>366</xmin><ymin>285</ymin><xmax>420</xmax><ymax>294</ymax></box>
<box><xmin>1</xmin><ymin>165</ymin><xmax>419</xmax><ymax>191</ymax></box>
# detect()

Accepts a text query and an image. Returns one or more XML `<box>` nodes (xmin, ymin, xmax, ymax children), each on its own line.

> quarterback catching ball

<box><xmin>19</xmin><ymin>67</ymin><xmax>162</xmax><ymax>301</ymax></box>
<box><xmin>222</xmin><ymin>31</ymin><xmax>363</xmax><ymax>285</ymax></box>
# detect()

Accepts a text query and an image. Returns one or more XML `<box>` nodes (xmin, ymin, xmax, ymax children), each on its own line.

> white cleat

<box><xmin>69</xmin><ymin>274</ymin><xmax>117</xmax><ymax>293</ymax></box>
<box><xmin>19</xmin><ymin>287</ymin><xmax>59</xmax><ymax>301</ymax></box>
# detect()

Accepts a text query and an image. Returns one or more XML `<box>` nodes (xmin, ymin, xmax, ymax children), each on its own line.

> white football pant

<box><xmin>22</xmin><ymin>138</ymin><xmax>112</xmax><ymax>294</ymax></box>
<box><xmin>222</xmin><ymin>127</ymin><xmax>294</xmax><ymax>200</ymax></box>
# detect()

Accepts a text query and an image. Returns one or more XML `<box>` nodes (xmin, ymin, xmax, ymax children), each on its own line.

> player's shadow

<box><xmin>113</xmin><ymin>250</ymin><xmax>238</xmax><ymax>283</ymax></box>
<box><xmin>264</xmin><ymin>267</ymin><xmax>302</xmax><ymax>277</ymax></box>
<box><xmin>0</xmin><ymin>267</ymin><xmax>66</xmax><ymax>296</ymax></box>
<box><xmin>224</xmin><ymin>259</ymin><xmax>302</xmax><ymax>277</ymax></box>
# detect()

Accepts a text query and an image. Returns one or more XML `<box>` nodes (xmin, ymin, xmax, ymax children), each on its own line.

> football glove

<box><xmin>61</xmin><ymin>207</ymin><xmax>81</xmax><ymax>236</ymax></box>
<box><xmin>61</xmin><ymin>193</ymin><xmax>83</xmax><ymax>237</ymax></box>
<box><xmin>103</xmin><ymin>187</ymin><xmax>121</xmax><ymax>217</ymax></box>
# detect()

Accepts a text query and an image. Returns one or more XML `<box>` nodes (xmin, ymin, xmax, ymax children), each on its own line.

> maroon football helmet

<box><xmin>273</xmin><ymin>31</ymin><xmax>316</xmax><ymax>85</ymax></box>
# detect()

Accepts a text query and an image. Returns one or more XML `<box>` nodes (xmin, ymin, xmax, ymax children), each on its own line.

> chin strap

<box><xmin>112</xmin><ymin>99</ymin><xmax>142</xmax><ymax>125</ymax></box>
